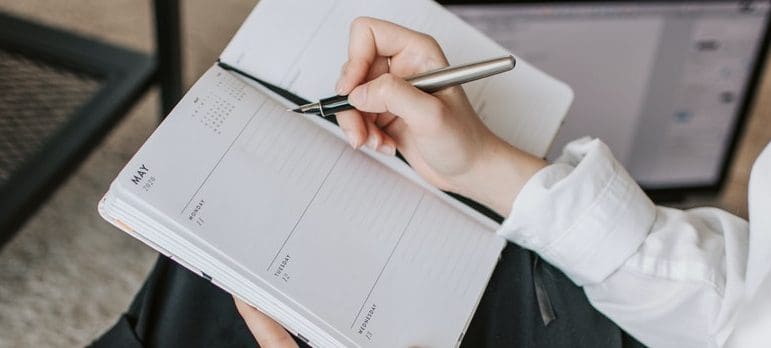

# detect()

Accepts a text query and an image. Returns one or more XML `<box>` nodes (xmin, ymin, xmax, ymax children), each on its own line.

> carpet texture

<box><xmin>0</xmin><ymin>1</ymin><xmax>254</xmax><ymax>346</ymax></box>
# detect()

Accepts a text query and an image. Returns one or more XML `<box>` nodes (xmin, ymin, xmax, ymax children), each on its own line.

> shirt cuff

<box><xmin>497</xmin><ymin>138</ymin><xmax>657</xmax><ymax>285</ymax></box>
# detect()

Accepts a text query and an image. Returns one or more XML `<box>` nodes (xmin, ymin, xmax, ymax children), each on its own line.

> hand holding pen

<box><xmin>317</xmin><ymin>17</ymin><xmax>544</xmax><ymax>212</ymax></box>
<box><xmin>292</xmin><ymin>55</ymin><xmax>515</xmax><ymax>116</ymax></box>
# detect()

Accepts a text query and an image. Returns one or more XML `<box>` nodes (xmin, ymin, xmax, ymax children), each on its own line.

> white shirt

<box><xmin>499</xmin><ymin>138</ymin><xmax>771</xmax><ymax>348</ymax></box>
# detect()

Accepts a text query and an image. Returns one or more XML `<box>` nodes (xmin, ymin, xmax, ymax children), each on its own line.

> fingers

<box><xmin>336</xmin><ymin>109</ymin><xmax>397</xmax><ymax>155</ymax></box>
<box><xmin>335</xmin><ymin>17</ymin><xmax>448</xmax><ymax>154</ymax></box>
<box><xmin>336</xmin><ymin>55</ymin><xmax>390</xmax><ymax>148</ymax></box>
<box><xmin>364</xmin><ymin>116</ymin><xmax>396</xmax><ymax>155</ymax></box>
<box><xmin>233</xmin><ymin>297</ymin><xmax>298</xmax><ymax>348</ymax></box>
<box><xmin>348</xmin><ymin>73</ymin><xmax>446</xmax><ymax>131</ymax></box>
<box><xmin>336</xmin><ymin>17</ymin><xmax>448</xmax><ymax>95</ymax></box>
<box><xmin>335</xmin><ymin>109</ymin><xmax>367</xmax><ymax>148</ymax></box>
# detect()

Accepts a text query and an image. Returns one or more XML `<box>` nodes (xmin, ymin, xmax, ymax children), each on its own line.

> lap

<box><xmin>91</xmin><ymin>244</ymin><xmax>641</xmax><ymax>347</ymax></box>
<box><xmin>463</xmin><ymin>244</ymin><xmax>641</xmax><ymax>347</ymax></box>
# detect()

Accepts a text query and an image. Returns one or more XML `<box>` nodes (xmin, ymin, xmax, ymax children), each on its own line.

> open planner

<box><xmin>98</xmin><ymin>0</ymin><xmax>573</xmax><ymax>347</ymax></box>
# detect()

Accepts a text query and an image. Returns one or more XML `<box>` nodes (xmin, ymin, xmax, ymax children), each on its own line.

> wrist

<box><xmin>452</xmin><ymin>137</ymin><xmax>546</xmax><ymax>217</ymax></box>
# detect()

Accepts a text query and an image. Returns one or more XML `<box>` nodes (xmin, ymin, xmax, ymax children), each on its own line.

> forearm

<box><xmin>451</xmin><ymin>137</ymin><xmax>546</xmax><ymax>217</ymax></box>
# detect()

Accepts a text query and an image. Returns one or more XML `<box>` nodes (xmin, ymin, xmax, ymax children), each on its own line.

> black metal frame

<box><xmin>440</xmin><ymin>0</ymin><xmax>771</xmax><ymax>202</ymax></box>
<box><xmin>0</xmin><ymin>0</ymin><xmax>182</xmax><ymax>247</ymax></box>
<box><xmin>154</xmin><ymin>0</ymin><xmax>183</xmax><ymax>116</ymax></box>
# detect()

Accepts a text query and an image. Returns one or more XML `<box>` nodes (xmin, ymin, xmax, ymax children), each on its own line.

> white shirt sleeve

<box><xmin>498</xmin><ymin>137</ymin><xmax>749</xmax><ymax>348</ymax></box>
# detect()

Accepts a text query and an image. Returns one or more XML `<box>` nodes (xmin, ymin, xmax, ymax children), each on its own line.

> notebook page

<box><xmin>233</xmin><ymin>72</ymin><xmax>500</xmax><ymax>231</ymax></box>
<box><xmin>220</xmin><ymin>0</ymin><xmax>573</xmax><ymax>157</ymax></box>
<box><xmin>112</xmin><ymin>64</ymin><xmax>505</xmax><ymax>347</ymax></box>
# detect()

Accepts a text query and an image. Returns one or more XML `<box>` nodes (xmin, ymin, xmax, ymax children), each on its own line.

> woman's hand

<box><xmin>234</xmin><ymin>297</ymin><xmax>298</xmax><ymax>348</ymax></box>
<box><xmin>335</xmin><ymin>17</ymin><xmax>545</xmax><ymax>216</ymax></box>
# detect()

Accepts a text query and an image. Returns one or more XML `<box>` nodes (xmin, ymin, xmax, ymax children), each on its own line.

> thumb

<box><xmin>348</xmin><ymin>73</ymin><xmax>445</xmax><ymax>130</ymax></box>
<box><xmin>233</xmin><ymin>297</ymin><xmax>298</xmax><ymax>348</ymax></box>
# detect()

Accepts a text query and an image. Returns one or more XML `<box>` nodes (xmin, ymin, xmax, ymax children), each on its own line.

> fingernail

<box><xmin>336</xmin><ymin>62</ymin><xmax>348</xmax><ymax>94</ymax></box>
<box><xmin>367</xmin><ymin>135</ymin><xmax>379</xmax><ymax>149</ymax></box>
<box><xmin>343</xmin><ymin>129</ymin><xmax>359</xmax><ymax>149</ymax></box>
<box><xmin>349</xmin><ymin>85</ymin><xmax>367</xmax><ymax>106</ymax></box>
<box><xmin>335</xmin><ymin>79</ymin><xmax>346</xmax><ymax>95</ymax></box>
<box><xmin>377</xmin><ymin>144</ymin><xmax>396</xmax><ymax>156</ymax></box>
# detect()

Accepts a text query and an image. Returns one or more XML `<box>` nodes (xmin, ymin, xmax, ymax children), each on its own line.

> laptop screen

<box><xmin>447</xmin><ymin>1</ymin><xmax>770</xmax><ymax>190</ymax></box>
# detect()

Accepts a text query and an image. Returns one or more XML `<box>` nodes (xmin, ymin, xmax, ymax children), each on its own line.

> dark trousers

<box><xmin>92</xmin><ymin>243</ymin><xmax>643</xmax><ymax>347</ymax></box>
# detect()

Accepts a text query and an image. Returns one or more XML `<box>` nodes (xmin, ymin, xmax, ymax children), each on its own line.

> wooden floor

<box><xmin>717</xmin><ymin>54</ymin><xmax>771</xmax><ymax>218</ymax></box>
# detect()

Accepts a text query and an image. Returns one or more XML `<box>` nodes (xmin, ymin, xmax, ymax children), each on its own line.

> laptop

<box><xmin>444</xmin><ymin>0</ymin><xmax>771</xmax><ymax>200</ymax></box>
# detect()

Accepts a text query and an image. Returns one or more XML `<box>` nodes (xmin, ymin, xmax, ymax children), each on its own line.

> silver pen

<box><xmin>291</xmin><ymin>55</ymin><xmax>516</xmax><ymax>116</ymax></box>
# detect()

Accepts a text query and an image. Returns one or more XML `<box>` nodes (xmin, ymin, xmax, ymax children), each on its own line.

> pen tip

<box><xmin>288</xmin><ymin>107</ymin><xmax>300</xmax><ymax>113</ymax></box>
<box><xmin>290</xmin><ymin>102</ymin><xmax>320</xmax><ymax>114</ymax></box>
